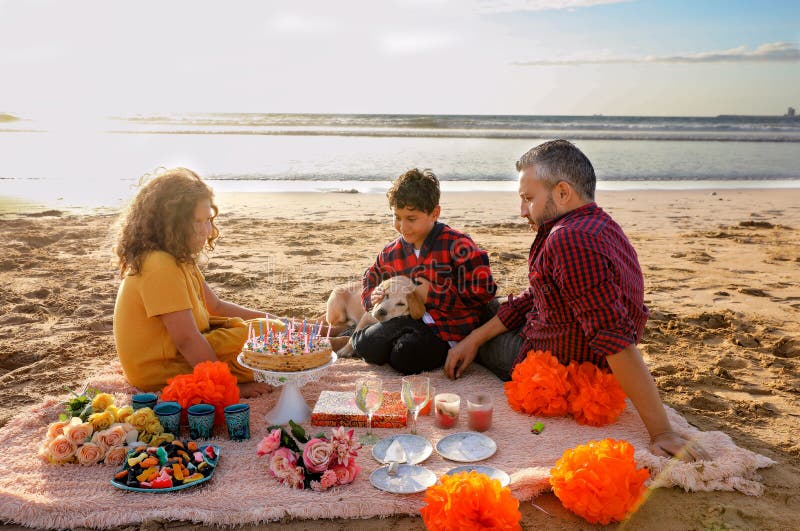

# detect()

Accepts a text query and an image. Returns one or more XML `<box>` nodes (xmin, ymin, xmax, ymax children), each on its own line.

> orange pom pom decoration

<box><xmin>420</xmin><ymin>471</ymin><xmax>522</xmax><ymax>531</ymax></box>
<box><xmin>566</xmin><ymin>361</ymin><xmax>627</xmax><ymax>426</ymax></box>
<box><xmin>550</xmin><ymin>439</ymin><xmax>650</xmax><ymax>525</ymax></box>
<box><xmin>504</xmin><ymin>350</ymin><xmax>570</xmax><ymax>417</ymax></box>
<box><xmin>160</xmin><ymin>361</ymin><xmax>240</xmax><ymax>426</ymax></box>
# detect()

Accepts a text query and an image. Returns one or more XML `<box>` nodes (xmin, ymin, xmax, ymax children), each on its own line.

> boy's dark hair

<box><xmin>387</xmin><ymin>168</ymin><xmax>440</xmax><ymax>213</ymax></box>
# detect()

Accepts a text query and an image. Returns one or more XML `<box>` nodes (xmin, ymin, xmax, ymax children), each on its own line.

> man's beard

<box><xmin>525</xmin><ymin>193</ymin><xmax>559</xmax><ymax>231</ymax></box>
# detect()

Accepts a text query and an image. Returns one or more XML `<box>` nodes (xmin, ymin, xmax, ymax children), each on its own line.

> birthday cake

<box><xmin>241</xmin><ymin>320</ymin><xmax>333</xmax><ymax>372</ymax></box>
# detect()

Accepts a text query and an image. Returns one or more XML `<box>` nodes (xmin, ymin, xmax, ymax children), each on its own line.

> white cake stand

<box><xmin>237</xmin><ymin>352</ymin><xmax>337</xmax><ymax>425</ymax></box>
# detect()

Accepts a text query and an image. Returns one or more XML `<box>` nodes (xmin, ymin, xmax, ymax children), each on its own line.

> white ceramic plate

<box><xmin>444</xmin><ymin>465</ymin><xmax>510</xmax><ymax>487</ymax></box>
<box><xmin>370</xmin><ymin>464</ymin><xmax>437</xmax><ymax>494</ymax></box>
<box><xmin>372</xmin><ymin>434</ymin><xmax>432</xmax><ymax>465</ymax></box>
<box><xmin>436</xmin><ymin>432</ymin><xmax>497</xmax><ymax>462</ymax></box>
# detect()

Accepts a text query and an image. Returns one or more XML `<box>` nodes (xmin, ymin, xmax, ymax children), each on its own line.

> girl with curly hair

<box><xmin>113</xmin><ymin>168</ymin><xmax>275</xmax><ymax>397</ymax></box>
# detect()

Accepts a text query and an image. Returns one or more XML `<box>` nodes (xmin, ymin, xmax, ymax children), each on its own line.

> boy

<box><xmin>351</xmin><ymin>168</ymin><xmax>497</xmax><ymax>374</ymax></box>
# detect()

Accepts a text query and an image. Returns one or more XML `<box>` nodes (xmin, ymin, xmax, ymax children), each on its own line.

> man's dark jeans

<box><xmin>475</xmin><ymin>297</ymin><xmax>523</xmax><ymax>381</ymax></box>
<box><xmin>350</xmin><ymin>316</ymin><xmax>449</xmax><ymax>375</ymax></box>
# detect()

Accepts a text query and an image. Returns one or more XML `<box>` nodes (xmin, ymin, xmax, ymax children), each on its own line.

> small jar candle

<box><xmin>434</xmin><ymin>393</ymin><xmax>460</xmax><ymax>429</ymax></box>
<box><xmin>466</xmin><ymin>393</ymin><xmax>493</xmax><ymax>432</ymax></box>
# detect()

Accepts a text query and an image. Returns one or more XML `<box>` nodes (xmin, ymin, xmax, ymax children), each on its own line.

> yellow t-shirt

<box><xmin>113</xmin><ymin>250</ymin><xmax>252</xmax><ymax>391</ymax></box>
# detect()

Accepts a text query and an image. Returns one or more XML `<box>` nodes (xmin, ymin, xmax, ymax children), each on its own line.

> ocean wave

<box><xmin>108</xmin><ymin>127</ymin><xmax>800</xmax><ymax>142</ymax></box>
<box><xmin>113</xmin><ymin>113</ymin><xmax>800</xmax><ymax>137</ymax></box>
<box><xmin>206</xmin><ymin>173</ymin><xmax>800</xmax><ymax>182</ymax></box>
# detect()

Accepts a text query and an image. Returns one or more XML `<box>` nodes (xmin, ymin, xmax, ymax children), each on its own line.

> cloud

<box><xmin>477</xmin><ymin>0</ymin><xmax>633</xmax><ymax>13</ymax></box>
<box><xmin>512</xmin><ymin>41</ymin><xmax>800</xmax><ymax>65</ymax></box>
<box><xmin>379</xmin><ymin>32</ymin><xmax>458</xmax><ymax>54</ymax></box>
<box><xmin>269</xmin><ymin>12</ymin><xmax>336</xmax><ymax>33</ymax></box>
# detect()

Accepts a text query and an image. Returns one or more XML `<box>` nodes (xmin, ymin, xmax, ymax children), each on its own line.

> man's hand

<box><xmin>650</xmin><ymin>431</ymin><xmax>710</xmax><ymax>462</ymax></box>
<box><xmin>444</xmin><ymin>337</ymin><xmax>480</xmax><ymax>379</ymax></box>
<box><xmin>370</xmin><ymin>285</ymin><xmax>386</xmax><ymax>306</ymax></box>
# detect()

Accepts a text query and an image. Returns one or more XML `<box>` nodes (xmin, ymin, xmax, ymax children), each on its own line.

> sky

<box><xmin>0</xmin><ymin>0</ymin><xmax>798</xmax><ymax>117</ymax></box>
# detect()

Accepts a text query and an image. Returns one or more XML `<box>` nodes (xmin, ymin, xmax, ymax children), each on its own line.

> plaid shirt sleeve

<box><xmin>426</xmin><ymin>236</ymin><xmax>496</xmax><ymax>310</ymax></box>
<box><xmin>496</xmin><ymin>286</ymin><xmax>535</xmax><ymax>331</ymax></box>
<box><xmin>550</xmin><ymin>229</ymin><xmax>636</xmax><ymax>359</ymax></box>
<box><xmin>361</xmin><ymin>251</ymin><xmax>388</xmax><ymax>311</ymax></box>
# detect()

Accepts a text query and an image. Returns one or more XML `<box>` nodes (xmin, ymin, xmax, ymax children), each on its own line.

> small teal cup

<box><xmin>153</xmin><ymin>401</ymin><xmax>182</xmax><ymax>437</ymax></box>
<box><xmin>187</xmin><ymin>403</ymin><xmax>216</xmax><ymax>440</ymax></box>
<box><xmin>224</xmin><ymin>403</ymin><xmax>251</xmax><ymax>441</ymax></box>
<box><xmin>131</xmin><ymin>393</ymin><xmax>158</xmax><ymax>411</ymax></box>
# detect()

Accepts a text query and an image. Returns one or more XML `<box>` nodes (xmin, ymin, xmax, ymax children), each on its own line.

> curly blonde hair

<box><xmin>114</xmin><ymin>168</ymin><xmax>219</xmax><ymax>277</ymax></box>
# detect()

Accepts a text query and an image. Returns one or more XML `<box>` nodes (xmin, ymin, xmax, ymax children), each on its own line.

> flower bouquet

<box><xmin>256</xmin><ymin>420</ymin><xmax>362</xmax><ymax>491</ymax></box>
<box><xmin>38</xmin><ymin>392</ymin><xmax>172</xmax><ymax>465</ymax></box>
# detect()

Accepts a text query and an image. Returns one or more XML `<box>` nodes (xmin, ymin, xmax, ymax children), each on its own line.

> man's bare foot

<box><xmin>239</xmin><ymin>382</ymin><xmax>273</xmax><ymax>398</ymax></box>
<box><xmin>328</xmin><ymin>336</ymin><xmax>350</xmax><ymax>352</ymax></box>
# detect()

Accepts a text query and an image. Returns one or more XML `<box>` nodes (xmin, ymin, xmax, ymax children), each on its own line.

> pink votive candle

<box><xmin>434</xmin><ymin>393</ymin><xmax>460</xmax><ymax>429</ymax></box>
<box><xmin>466</xmin><ymin>393</ymin><xmax>493</xmax><ymax>432</ymax></box>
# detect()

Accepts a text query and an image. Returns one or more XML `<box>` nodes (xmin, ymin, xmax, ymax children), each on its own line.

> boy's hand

<box><xmin>650</xmin><ymin>431</ymin><xmax>710</xmax><ymax>462</ymax></box>
<box><xmin>444</xmin><ymin>337</ymin><xmax>479</xmax><ymax>379</ymax></box>
<box><xmin>370</xmin><ymin>286</ymin><xmax>386</xmax><ymax>306</ymax></box>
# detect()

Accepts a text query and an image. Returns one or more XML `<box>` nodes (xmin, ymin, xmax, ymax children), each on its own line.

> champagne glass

<box><xmin>401</xmin><ymin>375</ymin><xmax>430</xmax><ymax>435</ymax></box>
<box><xmin>354</xmin><ymin>377</ymin><xmax>383</xmax><ymax>445</ymax></box>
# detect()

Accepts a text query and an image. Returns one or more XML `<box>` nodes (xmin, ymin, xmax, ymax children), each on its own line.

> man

<box><xmin>445</xmin><ymin>139</ymin><xmax>707</xmax><ymax>461</ymax></box>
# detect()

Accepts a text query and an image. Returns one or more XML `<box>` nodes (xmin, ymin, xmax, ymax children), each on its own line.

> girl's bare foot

<box><xmin>239</xmin><ymin>382</ymin><xmax>273</xmax><ymax>398</ymax></box>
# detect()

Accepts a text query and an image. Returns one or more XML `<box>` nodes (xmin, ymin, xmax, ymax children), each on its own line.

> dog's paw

<box><xmin>336</xmin><ymin>344</ymin><xmax>356</xmax><ymax>358</ymax></box>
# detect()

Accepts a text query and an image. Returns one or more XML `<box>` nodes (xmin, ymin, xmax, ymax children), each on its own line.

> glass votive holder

<box><xmin>418</xmin><ymin>385</ymin><xmax>434</xmax><ymax>416</ymax></box>
<box><xmin>131</xmin><ymin>393</ymin><xmax>158</xmax><ymax>411</ymax></box>
<box><xmin>224</xmin><ymin>403</ymin><xmax>251</xmax><ymax>441</ymax></box>
<box><xmin>466</xmin><ymin>393</ymin><xmax>493</xmax><ymax>432</ymax></box>
<box><xmin>187</xmin><ymin>403</ymin><xmax>216</xmax><ymax>440</ymax></box>
<box><xmin>153</xmin><ymin>401</ymin><xmax>182</xmax><ymax>437</ymax></box>
<box><xmin>434</xmin><ymin>393</ymin><xmax>460</xmax><ymax>429</ymax></box>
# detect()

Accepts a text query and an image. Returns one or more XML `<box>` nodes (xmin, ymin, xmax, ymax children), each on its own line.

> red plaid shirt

<box><xmin>497</xmin><ymin>203</ymin><xmax>649</xmax><ymax>370</ymax></box>
<box><xmin>362</xmin><ymin>222</ymin><xmax>497</xmax><ymax>342</ymax></box>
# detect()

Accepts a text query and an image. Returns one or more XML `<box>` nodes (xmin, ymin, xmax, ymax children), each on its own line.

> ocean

<box><xmin>1</xmin><ymin>113</ymin><xmax>799</xmax><ymax>211</ymax></box>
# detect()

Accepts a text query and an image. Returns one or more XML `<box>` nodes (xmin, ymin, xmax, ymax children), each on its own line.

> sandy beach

<box><xmin>1</xmin><ymin>189</ymin><xmax>798</xmax><ymax>529</ymax></box>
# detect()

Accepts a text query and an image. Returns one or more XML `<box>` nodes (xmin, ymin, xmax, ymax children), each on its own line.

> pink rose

<box><xmin>63</xmin><ymin>417</ymin><xmax>93</xmax><ymax>446</ymax></box>
<box><xmin>257</xmin><ymin>429</ymin><xmax>282</xmax><ymax>457</ymax></box>
<box><xmin>45</xmin><ymin>435</ymin><xmax>77</xmax><ymax>463</ymax></box>
<box><xmin>331</xmin><ymin>460</ymin><xmax>360</xmax><ymax>485</ymax></box>
<box><xmin>46</xmin><ymin>420</ymin><xmax>69</xmax><ymax>440</ymax></box>
<box><xmin>93</xmin><ymin>425</ymin><xmax>127</xmax><ymax>453</ymax></box>
<box><xmin>76</xmin><ymin>442</ymin><xmax>105</xmax><ymax>465</ymax></box>
<box><xmin>302</xmin><ymin>438</ymin><xmax>332</xmax><ymax>473</ymax></box>
<box><xmin>269</xmin><ymin>447</ymin><xmax>298</xmax><ymax>479</ymax></box>
<box><xmin>103</xmin><ymin>446</ymin><xmax>129</xmax><ymax>467</ymax></box>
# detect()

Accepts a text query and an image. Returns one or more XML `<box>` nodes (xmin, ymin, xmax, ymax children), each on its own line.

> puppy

<box><xmin>325</xmin><ymin>281</ymin><xmax>365</xmax><ymax>328</ymax></box>
<box><xmin>335</xmin><ymin>276</ymin><xmax>425</xmax><ymax>358</ymax></box>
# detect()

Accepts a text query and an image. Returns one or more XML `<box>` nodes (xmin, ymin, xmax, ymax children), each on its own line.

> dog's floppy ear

<box><xmin>406</xmin><ymin>290</ymin><xmax>426</xmax><ymax>320</ymax></box>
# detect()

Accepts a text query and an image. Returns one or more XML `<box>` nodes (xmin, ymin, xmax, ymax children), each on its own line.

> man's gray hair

<box><xmin>515</xmin><ymin>139</ymin><xmax>596</xmax><ymax>200</ymax></box>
